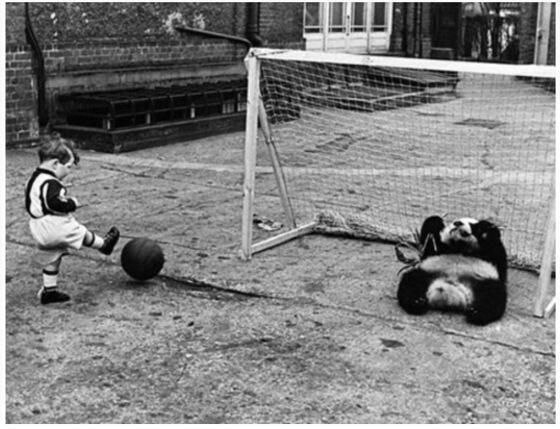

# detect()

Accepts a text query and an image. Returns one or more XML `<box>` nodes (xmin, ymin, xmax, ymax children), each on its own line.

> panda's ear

<box><xmin>475</xmin><ymin>220</ymin><xmax>501</xmax><ymax>241</ymax></box>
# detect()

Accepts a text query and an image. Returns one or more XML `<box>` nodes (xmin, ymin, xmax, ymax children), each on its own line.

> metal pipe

<box><xmin>174</xmin><ymin>25</ymin><xmax>252</xmax><ymax>49</ymax></box>
<box><xmin>24</xmin><ymin>3</ymin><xmax>48</xmax><ymax>128</ymax></box>
<box><xmin>401</xmin><ymin>3</ymin><xmax>408</xmax><ymax>54</ymax></box>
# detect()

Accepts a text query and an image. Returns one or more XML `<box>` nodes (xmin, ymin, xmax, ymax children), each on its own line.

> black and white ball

<box><xmin>397</xmin><ymin>216</ymin><xmax>507</xmax><ymax>325</ymax></box>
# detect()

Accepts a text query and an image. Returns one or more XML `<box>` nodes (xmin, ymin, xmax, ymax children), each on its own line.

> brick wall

<box><xmin>42</xmin><ymin>39</ymin><xmax>246</xmax><ymax>81</ymax></box>
<box><xmin>5</xmin><ymin>4</ymin><xmax>39</xmax><ymax>144</ymax></box>
<box><xmin>26</xmin><ymin>3</ymin><xmax>243</xmax><ymax>43</ymax></box>
<box><xmin>5</xmin><ymin>2</ymin><xmax>304</xmax><ymax>147</ymax></box>
<box><xmin>6</xmin><ymin>46</ymin><xmax>39</xmax><ymax>144</ymax></box>
<box><xmin>260</xmin><ymin>3</ymin><xmax>305</xmax><ymax>48</ymax></box>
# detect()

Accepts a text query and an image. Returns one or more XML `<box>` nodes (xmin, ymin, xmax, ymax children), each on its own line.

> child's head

<box><xmin>38</xmin><ymin>135</ymin><xmax>80</xmax><ymax>180</ymax></box>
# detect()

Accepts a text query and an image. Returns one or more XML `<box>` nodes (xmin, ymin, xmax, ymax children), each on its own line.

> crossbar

<box><xmin>251</xmin><ymin>48</ymin><xmax>556</xmax><ymax>78</ymax></box>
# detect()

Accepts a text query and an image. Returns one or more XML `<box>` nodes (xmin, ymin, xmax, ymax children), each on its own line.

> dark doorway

<box><xmin>431</xmin><ymin>3</ymin><xmax>461</xmax><ymax>59</ymax></box>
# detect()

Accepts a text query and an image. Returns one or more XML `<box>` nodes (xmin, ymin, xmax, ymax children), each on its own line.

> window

<box><xmin>304</xmin><ymin>2</ymin><xmax>322</xmax><ymax>33</ymax></box>
<box><xmin>351</xmin><ymin>3</ymin><xmax>366</xmax><ymax>32</ymax></box>
<box><xmin>329</xmin><ymin>2</ymin><xmax>345</xmax><ymax>33</ymax></box>
<box><xmin>372</xmin><ymin>3</ymin><xmax>388</xmax><ymax>32</ymax></box>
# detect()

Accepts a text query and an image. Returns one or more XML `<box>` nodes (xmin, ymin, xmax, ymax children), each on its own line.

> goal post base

<box><xmin>544</xmin><ymin>297</ymin><xmax>556</xmax><ymax>318</ymax></box>
<box><xmin>242</xmin><ymin>222</ymin><xmax>317</xmax><ymax>260</ymax></box>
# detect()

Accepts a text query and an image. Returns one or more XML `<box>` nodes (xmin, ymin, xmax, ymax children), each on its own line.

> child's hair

<box><xmin>38</xmin><ymin>134</ymin><xmax>80</xmax><ymax>165</ymax></box>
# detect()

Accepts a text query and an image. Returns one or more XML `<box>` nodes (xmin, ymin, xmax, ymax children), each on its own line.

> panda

<box><xmin>397</xmin><ymin>215</ymin><xmax>508</xmax><ymax>326</ymax></box>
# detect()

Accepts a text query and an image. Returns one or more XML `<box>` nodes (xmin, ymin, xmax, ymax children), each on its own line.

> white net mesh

<box><xmin>249</xmin><ymin>50</ymin><xmax>555</xmax><ymax>269</ymax></box>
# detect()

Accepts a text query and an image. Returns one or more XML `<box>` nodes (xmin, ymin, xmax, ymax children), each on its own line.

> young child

<box><xmin>25</xmin><ymin>136</ymin><xmax>120</xmax><ymax>304</ymax></box>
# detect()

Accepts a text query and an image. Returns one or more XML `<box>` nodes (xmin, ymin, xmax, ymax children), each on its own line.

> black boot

<box><xmin>38</xmin><ymin>287</ymin><xmax>70</xmax><ymax>304</ymax></box>
<box><xmin>99</xmin><ymin>227</ymin><xmax>120</xmax><ymax>255</ymax></box>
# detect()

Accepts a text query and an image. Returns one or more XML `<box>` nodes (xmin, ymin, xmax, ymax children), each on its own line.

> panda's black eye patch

<box><xmin>453</xmin><ymin>220</ymin><xmax>463</xmax><ymax>227</ymax></box>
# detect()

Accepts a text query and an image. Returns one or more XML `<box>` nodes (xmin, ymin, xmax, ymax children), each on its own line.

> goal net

<box><xmin>241</xmin><ymin>49</ymin><xmax>555</xmax><ymax>285</ymax></box>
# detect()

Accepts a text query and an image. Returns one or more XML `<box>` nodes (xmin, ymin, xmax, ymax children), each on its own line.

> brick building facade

<box><xmin>4</xmin><ymin>2</ymin><xmax>555</xmax><ymax>148</ymax></box>
<box><xmin>5</xmin><ymin>2</ymin><xmax>304</xmax><ymax>147</ymax></box>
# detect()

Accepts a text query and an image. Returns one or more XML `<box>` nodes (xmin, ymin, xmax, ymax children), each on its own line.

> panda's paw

<box><xmin>404</xmin><ymin>296</ymin><xmax>429</xmax><ymax>315</ymax></box>
<box><xmin>421</xmin><ymin>216</ymin><xmax>445</xmax><ymax>235</ymax></box>
<box><xmin>465</xmin><ymin>306</ymin><xmax>490</xmax><ymax>326</ymax></box>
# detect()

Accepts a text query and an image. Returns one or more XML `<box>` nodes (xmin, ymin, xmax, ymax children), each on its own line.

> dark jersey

<box><xmin>25</xmin><ymin>168</ymin><xmax>77</xmax><ymax>218</ymax></box>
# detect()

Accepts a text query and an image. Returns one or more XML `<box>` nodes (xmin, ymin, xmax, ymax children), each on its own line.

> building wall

<box><xmin>518</xmin><ymin>3</ymin><xmax>539</xmax><ymax>64</ymax></box>
<box><xmin>5</xmin><ymin>2</ymin><xmax>304</xmax><ymax>147</ymax></box>
<box><xmin>518</xmin><ymin>2</ymin><xmax>555</xmax><ymax>65</ymax></box>
<box><xmin>390</xmin><ymin>3</ymin><xmax>433</xmax><ymax>58</ymax></box>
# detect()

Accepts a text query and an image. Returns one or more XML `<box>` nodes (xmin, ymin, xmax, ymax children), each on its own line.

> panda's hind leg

<box><xmin>397</xmin><ymin>267</ymin><xmax>433</xmax><ymax>315</ymax></box>
<box><xmin>465</xmin><ymin>279</ymin><xmax>507</xmax><ymax>325</ymax></box>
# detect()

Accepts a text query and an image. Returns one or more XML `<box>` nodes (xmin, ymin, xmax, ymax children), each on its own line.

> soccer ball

<box><xmin>121</xmin><ymin>237</ymin><xmax>164</xmax><ymax>281</ymax></box>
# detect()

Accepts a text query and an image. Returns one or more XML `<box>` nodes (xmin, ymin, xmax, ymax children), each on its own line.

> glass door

<box><xmin>304</xmin><ymin>2</ymin><xmax>392</xmax><ymax>53</ymax></box>
<box><xmin>368</xmin><ymin>2</ymin><xmax>392</xmax><ymax>52</ymax></box>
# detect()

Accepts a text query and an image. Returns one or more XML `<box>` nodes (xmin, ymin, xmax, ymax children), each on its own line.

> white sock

<box><xmin>42</xmin><ymin>269</ymin><xmax>58</xmax><ymax>291</ymax></box>
<box><xmin>84</xmin><ymin>232</ymin><xmax>104</xmax><ymax>249</ymax></box>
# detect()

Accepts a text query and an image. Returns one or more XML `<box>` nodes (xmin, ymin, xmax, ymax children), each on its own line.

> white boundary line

<box><xmin>79</xmin><ymin>153</ymin><xmax>553</xmax><ymax>188</ymax></box>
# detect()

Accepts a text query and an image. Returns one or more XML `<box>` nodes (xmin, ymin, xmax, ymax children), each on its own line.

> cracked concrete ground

<box><xmin>5</xmin><ymin>132</ymin><xmax>555</xmax><ymax>423</ymax></box>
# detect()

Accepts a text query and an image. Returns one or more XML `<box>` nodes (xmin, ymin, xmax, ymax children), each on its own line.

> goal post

<box><xmin>241</xmin><ymin>48</ymin><xmax>555</xmax><ymax>316</ymax></box>
<box><xmin>242</xmin><ymin>52</ymin><xmax>308</xmax><ymax>260</ymax></box>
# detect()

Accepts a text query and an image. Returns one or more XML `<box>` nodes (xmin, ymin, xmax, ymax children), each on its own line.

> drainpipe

<box><xmin>417</xmin><ymin>3</ymin><xmax>423</xmax><ymax>58</ymax></box>
<box><xmin>402</xmin><ymin>3</ymin><xmax>408</xmax><ymax>55</ymax></box>
<box><xmin>24</xmin><ymin>3</ymin><xmax>48</xmax><ymax>129</ymax></box>
<box><xmin>175</xmin><ymin>4</ymin><xmax>263</xmax><ymax>50</ymax></box>
<box><xmin>412</xmin><ymin>3</ymin><xmax>418</xmax><ymax>57</ymax></box>
<box><xmin>246</xmin><ymin>3</ymin><xmax>264</xmax><ymax>47</ymax></box>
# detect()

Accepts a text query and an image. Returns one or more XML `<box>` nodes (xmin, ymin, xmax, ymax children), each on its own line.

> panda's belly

<box><xmin>419</xmin><ymin>255</ymin><xmax>498</xmax><ymax>310</ymax></box>
<box><xmin>419</xmin><ymin>254</ymin><xmax>499</xmax><ymax>280</ymax></box>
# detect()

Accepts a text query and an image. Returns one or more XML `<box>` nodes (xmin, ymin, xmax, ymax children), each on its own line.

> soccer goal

<box><xmin>241</xmin><ymin>48</ymin><xmax>555</xmax><ymax>317</ymax></box>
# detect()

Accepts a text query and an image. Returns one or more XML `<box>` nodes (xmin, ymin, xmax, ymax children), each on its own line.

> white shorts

<box><xmin>29</xmin><ymin>215</ymin><xmax>88</xmax><ymax>264</ymax></box>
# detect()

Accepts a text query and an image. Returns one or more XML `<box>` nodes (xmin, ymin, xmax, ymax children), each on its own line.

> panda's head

<box><xmin>440</xmin><ymin>217</ymin><xmax>503</xmax><ymax>254</ymax></box>
<box><xmin>440</xmin><ymin>217</ymin><xmax>481</xmax><ymax>254</ymax></box>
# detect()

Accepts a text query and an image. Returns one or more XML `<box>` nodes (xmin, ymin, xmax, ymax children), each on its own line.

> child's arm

<box><xmin>43</xmin><ymin>179</ymin><xmax>78</xmax><ymax>214</ymax></box>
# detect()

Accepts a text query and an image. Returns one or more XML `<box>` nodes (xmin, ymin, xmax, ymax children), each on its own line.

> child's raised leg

<box><xmin>83</xmin><ymin>226</ymin><xmax>120</xmax><ymax>255</ymax></box>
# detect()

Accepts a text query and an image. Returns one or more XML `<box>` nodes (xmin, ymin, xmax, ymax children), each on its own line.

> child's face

<box><xmin>52</xmin><ymin>151</ymin><xmax>76</xmax><ymax>180</ymax></box>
